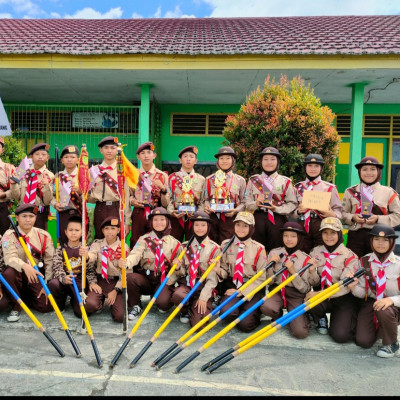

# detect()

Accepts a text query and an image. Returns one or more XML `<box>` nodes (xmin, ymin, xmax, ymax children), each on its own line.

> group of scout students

<box><xmin>0</xmin><ymin>136</ymin><xmax>399</xmax><ymax>360</ymax></box>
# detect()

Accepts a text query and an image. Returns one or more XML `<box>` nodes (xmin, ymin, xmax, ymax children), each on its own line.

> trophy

<box><xmin>177</xmin><ymin>175</ymin><xmax>196</xmax><ymax>213</ymax></box>
<box><xmin>210</xmin><ymin>170</ymin><xmax>235</xmax><ymax>212</ymax></box>
<box><xmin>11</xmin><ymin>156</ymin><xmax>32</xmax><ymax>183</ymax></box>
<box><xmin>141</xmin><ymin>174</ymin><xmax>153</xmax><ymax>208</ymax></box>
<box><xmin>261</xmin><ymin>176</ymin><xmax>274</xmax><ymax>207</ymax></box>
<box><xmin>360</xmin><ymin>185</ymin><xmax>374</xmax><ymax>219</ymax></box>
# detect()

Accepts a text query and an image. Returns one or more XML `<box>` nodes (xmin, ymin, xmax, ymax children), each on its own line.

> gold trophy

<box><xmin>178</xmin><ymin>175</ymin><xmax>196</xmax><ymax>213</ymax></box>
<box><xmin>210</xmin><ymin>170</ymin><xmax>234</xmax><ymax>212</ymax></box>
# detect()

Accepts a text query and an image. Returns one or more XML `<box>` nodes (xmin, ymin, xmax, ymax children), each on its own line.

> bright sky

<box><xmin>0</xmin><ymin>0</ymin><xmax>399</xmax><ymax>19</ymax></box>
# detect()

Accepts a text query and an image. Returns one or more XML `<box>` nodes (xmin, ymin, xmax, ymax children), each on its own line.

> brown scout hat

<box><xmin>15</xmin><ymin>203</ymin><xmax>38</xmax><ymax>215</ymax></box>
<box><xmin>214</xmin><ymin>146</ymin><xmax>237</xmax><ymax>159</ymax></box>
<box><xmin>260</xmin><ymin>147</ymin><xmax>282</xmax><ymax>159</ymax></box>
<box><xmin>148</xmin><ymin>207</ymin><xmax>171</xmax><ymax>219</ymax></box>
<box><xmin>98</xmin><ymin>136</ymin><xmax>118</xmax><ymax>148</ymax></box>
<box><xmin>303</xmin><ymin>153</ymin><xmax>325</xmax><ymax>165</ymax></box>
<box><xmin>319</xmin><ymin>217</ymin><xmax>343</xmax><ymax>232</ymax></box>
<box><xmin>60</xmin><ymin>145</ymin><xmax>79</xmax><ymax>158</ymax></box>
<box><xmin>179</xmin><ymin>146</ymin><xmax>198</xmax><ymax>158</ymax></box>
<box><xmin>100</xmin><ymin>216</ymin><xmax>120</xmax><ymax>229</ymax></box>
<box><xmin>29</xmin><ymin>142</ymin><xmax>50</xmax><ymax>155</ymax></box>
<box><xmin>369</xmin><ymin>224</ymin><xmax>398</xmax><ymax>239</ymax></box>
<box><xmin>190</xmin><ymin>211</ymin><xmax>212</xmax><ymax>223</ymax></box>
<box><xmin>280</xmin><ymin>221</ymin><xmax>306</xmax><ymax>234</ymax></box>
<box><xmin>234</xmin><ymin>211</ymin><xmax>255</xmax><ymax>226</ymax></box>
<box><xmin>355</xmin><ymin>156</ymin><xmax>384</xmax><ymax>170</ymax></box>
<box><xmin>136</xmin><ymin>141</ymin><xmax>155</xmax><ymax>155</ymax></box>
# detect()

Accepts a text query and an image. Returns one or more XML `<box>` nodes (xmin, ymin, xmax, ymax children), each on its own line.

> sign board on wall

<box><xmin>72</xmin><ymin>112</ymin><xmax>119</xmax><ymax>129</ymax></box>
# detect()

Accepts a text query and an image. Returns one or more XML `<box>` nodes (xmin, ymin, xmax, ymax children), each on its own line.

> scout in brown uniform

<box><xmin>348</xmin><ymin>225</ymin><xmax>400</xmax><ymax>358</ymax></box>
<box><xmin>129</xmin><ymin>141</ymin><xmax>169</xmax><ymax>248</ymax></box>
<box><xmin>87</xmin><ymin>136</ymin><xmax>131</xmax><ymax>240</ymax></box>
<box><xmin>51</xmin><ymin>145</ymin><xmax>86</xmax><ymax>245</ymax></box>
<box><xmin>306</xmin><ymin>217</ymin><xmax>359</xmax><ymax>340</ymax></box>
<box><xmin>171</xmin><ymin>212</ymin><xmax>221</xmax><ymax>326</ymax></box>
<box><xmin>260</xmin><ymin>222</ymin><xmax>311</xmax><ymax>339</ymax></box>
<box><xmin>120</xmin><ymin>207</ymin><xmax>183</xmax><ymax>320</ymax></box>
<box><xmin>11</xmin><ymin>143</ymin><xmax>54</xmax><ymax>230</ymax></box>
<box><xmin>244</xmin><ymin>147</ymin><xmax>297</xmax><ymax>252</ymax></box>
<box><xmin>84</xmin><ymin>216</ymin><xmax>134</xmax><ymax>323</ymax></box>
<box><xmin>215</xmin><ymin>211</ymin><xmax>268</xmax><ymax>333</ymax></box>
<box><xmin>204</xmin><ymin>146</ymin><xmax>246</xmax><ymax>244</ymax></box>
<box><xmin>293</xmin><ymin>154</ymin><xmax>342</xmax><ymax>253</ymax></box>
<box><xmin>0</xmin><ymin>137</ymin><xmax>16</xmax><ymax>235</ymax></box>
<box><xmin>167</xmin><ymin>146</ymin><xmax>205</xmax><ymax>242</ymax></box>
<box><xmin>47</xmin><ymin>216</ymin><xmax>89</xmax><ymax>317</ymax></box>
<box><xmin>342</xmin><ymin>156</ymin><xmax>400</xmax><ymax>258</ymax></box>
<box><xmin>1</xmin><ymin>204</ymin><xmax>54</xmax><ymax>322</ymax></box>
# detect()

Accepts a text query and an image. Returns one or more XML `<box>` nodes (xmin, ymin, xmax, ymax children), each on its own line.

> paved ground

<box><xmin>0</xmin><ymin>295</ymin><xmax>399</xmax><ymax>397</ymax></box>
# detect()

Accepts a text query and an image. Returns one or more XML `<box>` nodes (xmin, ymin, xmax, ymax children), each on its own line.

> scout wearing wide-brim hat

<box><xmin>214</xmin><ymin>146</ymin><xmax>237</xmax><ymax>159</ymax></box>
<box><xmin>355</xmin><ymin>156</ymin><xmax>384</xmax><ymax>170</ymax></box>
<box><xmin>148</xmin><ymin>207</ymin><xmax>171</xmax><ymax>219</ymax></box>
<box><xmin>233</xmin><ymin>211</ymin><xmax>255</xmax><ymax>225</ymax></box>
<box><xmin>60</xmin><ymin>145</ymin><xmax>79</xmax><ymax>158</ymax></box>
<box><xmin>189</xmin><ymin>211</ymin><xmax>212</xmax><ymax>223</ymax></box>
<box><xmin>319</xmin><ymin>217</ymin><xmax>343</xmax><ymax>232</ymax></box>
<box><xmin>136</xmin><ymin>141</ymin><xmax>155</xmax><ymax>155</ymax></box>
<box><xmin>280</xmin><ymin>221</ymin><xmax>306</xmax><ymax>234</ymax></box>
<box><xmin>97</xmin><ymin>136</ymin><xmax>118</xmax><ymax>148</ymax></box>
<box><xmin>260</xmin><ymin>147</ymin><xmax>282</xmax><ymax>159</ymax></box>
<box><xmin>303</xmin><ymin>153</ymin><xmax>325</xmax><ymax>165</ymax></box>
<box><xmin>15</xmin><ymin>203</ymin><xmax>38</xmax><ymax>215</ymax></box>
<box><xmin>368</xmin><ymin>224</ymin><xmax>398</xmax><ymax>238</ymax></box>
<box><xmin>29</xmin><ymin>142</ymin><xmax>50</xmax><ymax>156</ymax></box>
<box><xmin>100</xmin><ymin>216</ymin><xmax>120</xmax><ymax>230</ymax></box>
<box><xmin>178</xmin><ymin>146</ymin><xmax>198</xmax><ymax>158</ymax></box>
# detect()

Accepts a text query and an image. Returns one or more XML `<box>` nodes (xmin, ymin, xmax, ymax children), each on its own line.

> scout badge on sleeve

<box><xmin>11</xmin><ymin>156</ymin><xmax>33</xmax><ymax>183</ymax></box>
<box><xmin>210</xmin><ymin>169</ymin><xmax>234</xmax><ymax>212</ymax></box>
<box><xmin>360</xmin><ymin>184</ymin><xmax>374</xmax><ymax>219</ymax></box>
<box><xmin>178</xmin><ymin>175</ymin><xmax>196</xmax><ymax>214</ymax></box>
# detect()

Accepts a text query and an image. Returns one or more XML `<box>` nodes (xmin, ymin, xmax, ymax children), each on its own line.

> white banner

<box><xmin>72</xmin><ymin>112</ymin><xmax>119</xmax><ymax>129</ymax></box>
<box><xmin>0</xmin><ymin>97</ymin><xmax>12</xmax><ymax>136</ymax></box>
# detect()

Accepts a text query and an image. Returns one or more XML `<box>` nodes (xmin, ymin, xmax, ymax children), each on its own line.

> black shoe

<box><xmin>376</xmin><ymin>341</ymin><xmax>400</xmax><ymax>358</ymax></box>
<box><xmin>317</xmin><ymin>316</ymin><xmax>328</xmax><ymax>335</ymax></box>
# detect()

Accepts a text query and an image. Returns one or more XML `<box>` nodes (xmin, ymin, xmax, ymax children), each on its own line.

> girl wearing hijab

<box><xmin>204</xmin><ymin>146</ymin><xmax>247</xmax><ymax>244</ymax></box>
<box><xmin>244</xmin><ymin>147</ymin><xmax>298</xmax><ymax>252</ymax></box>
<box><xmin>120</xmin><ymin>207</ymin><xmax>183</xmax><ymax>321</ymax></box>
<box><xmin>348</xmin><ymin>224</ymin><xmax>400</xmax><ymax>358</ymax></box>
<box><xmin>171</xmin><ymin>211</ymin><xmax>221</xmax><ymax>326</ymax></box>
<box><xmin>260</xmin><ymin>222</ymin><xmax>311</xmax><ymax>339</ymax></box>
<box><xmin>342</xmin><ymin>156</ymin><xmax>400</xmax><ymax>258</ymax></box>
<box><xmin>307</xmin><ymin>217</ymin><xmax>359</xmax><ymax>340</ymax></box>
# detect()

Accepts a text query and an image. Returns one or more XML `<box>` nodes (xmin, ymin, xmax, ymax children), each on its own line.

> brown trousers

<box><xmin>170</xmin><ymin>216</ymin><xmax>193</xmax><ymax>243</ymax></box>
<box><xmin>84</xmin><ymin>274</ymin><xmax>136</xmax><ymax>323</ymax></box>
<box><xmin>129</xmin><ymin>268</ymin><xmax>175</xmax><ymax>311</ymax></box>
<box><xmin>2</xmin><ymin>266</ymin><xmax>53</xmax><ymax>313</ymax></box>
<box><xmin>0</xmin><ymin>202</ymin><xmax>11</xmax><ymax>236</ymax></box>
<box><xmin>253</xmin><ymin>211</ymin><xmax>287</xmax><ymax>252</ymax></box>
<box><xmin>47</xmin><ymin>276</ymin><xmax>83</xmax><ymax>318</ymax></box>
<box><xmin>356</xmin><ymin>298</ymin><xmax>400</xmax><ymax>347</ymax></box>
<box><xmin>34</xmin><ymin>206</ymin><xmax>49</xmax><ymax>231</ymax></box>
<box><xmin>346</xmin><ymin>229</ymin><xmax>373</xmax><ymax>259</ymax></box>
<box><xmin>260</xmin><ymin>285</ymin><xmax>310</xmax><ymax>339</ymax></box>
<box><xmin>93</xmin><ymin>201</ymin><xmax>120</xmax><ymax>240</ymax></box>
<box><xmin>0</xmin><ymin>288</ymin><xmax>11</xmax><ymax>311</ymax></box>
<box><xmin>297</xmin><ymin>218</ymin><xmax>324</xmax><ymax>254</ymax></box>
<box><xmin>309</xmin><ymin>292</ymin><xmax>359</xmax><ymax>343</ymax></box>
<box><xmin>130</xmin><ymin>207</ymin><xmax>151</xmax><ymax>248</ymax></box>
<box><xmin>208</xmin><ymin>213</ymin><xmax>236</xmax><ymax>245</ymax></box>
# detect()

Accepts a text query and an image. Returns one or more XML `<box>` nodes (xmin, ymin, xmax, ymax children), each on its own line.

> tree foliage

<box><xmin>2</xmin><ymin>136</ymin><xmax>25</xmax><ymax>166</ymax></box>
<box><xmin>223</xmin><ymin>75</ymin><xmax>340</xmax><ymax>183</ymax></box>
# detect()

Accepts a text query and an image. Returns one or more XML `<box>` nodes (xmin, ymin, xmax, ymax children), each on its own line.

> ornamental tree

<box><xmin>223</xmin><ymin>75</ymin><xmax>340</xmax><ymax>183</ymax></box>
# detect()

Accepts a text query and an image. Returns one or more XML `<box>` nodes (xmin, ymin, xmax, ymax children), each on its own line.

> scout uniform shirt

<box><xmin>130</xmin><ymin>165</ymin><xmax>170</xmax><ymax>209</ymax></box>
<box><xmin>309</xmin><ymin>244</ymin><xmax>358</xmax><ymax>298</ymax></box>
<box><xmin>52</xmin><ymin>243</ymin><xmax>83</xmax><ymax>284</ymax></box>
<box><xmin>0</xmin><ymin>159</ymin><xmax>16</xmax><ymax>203</ymax></box>
<box><xmin>204</xmin><ymin>170</ymin><xmax>246</xmax><ymax>212</ymax></box>
<box><xmin>173</xmin><ymin>237</ymin><xmax>221</xmax><ymax>302</ymax></box>
<box><xmin>219</xmin><ymin>237</ymin><xmax>267</xmax><ymax>297</ymax></box>
<box><xmin>86</xmin><ymin>238</ymin><xmax>131</xmax><ymax>290</ymax></box>
<box><xmin>352</xmin><ymin>251</ymin><xmax>400</xmax><ymax>307</ymax></box>
<box><xmin>342</xmin><ymin>182</ymin><xmax>400</xmax><ymax>231</ymax></box>
<box><xmin>167</xmin><ymin>168</ymin><xmax>206</xmax><ymax>213</ymax></box>
<box><xmin>267</xmin><ymin>248</ymin><xmax>311</xmax><ymax>294</ymax></box>
<box><xmin>126</xmin><ymin>231</ymin><xmax>183</xmax><ymax>276</ymax></box>
<box><xmin>1</xmin><ymin>226</ymin><xmax>54</xmax><ymax>281</ymax></box>
<box><xmin>87</xmin><ymin>161</ymin><xmax>131</xmax><ymax>226</ymax></box>
<box><xmin>11</xmin><ymin>164</ymin><xmax>54</xmax><ymax>208</ymax></box>
<box><xmin>50</xmin><ymin>167</ymin><xmax>82</xmax><ymax>212</ymax></box>
<box><xmin>293</xmin><ymin>178</ymin><xmax>342</xmax><ymax>219</ymax></box>
<box><xmin>244</xmin><ymin>172</ymin><xmax>298</xmax><ymax>215</ymax></box>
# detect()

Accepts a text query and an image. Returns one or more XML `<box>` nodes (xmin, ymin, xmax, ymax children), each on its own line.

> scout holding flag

<box><xmin>11</xmin><ymin>143</ymin><xmax>54</xmax><ymax>230</ymax></box>
<box><xmin>244</xmin><ymin>147</ymin><xmax>298</xmax><ymax>252</ymax></box>
<box><xmin>293</xmin><ymin>153</ymin><xmax>342</xmax><ymax>253</ymax></box>
<box><xmin>167</xmin><ymin>146</ymin><xmax>205</xmax><ymax>242</ymax></box>
<box><xmin>342</xmin><ymin>156</ymin><xmax>400</xmax><ymax>258</ymax></box>
<box><xmin>129</xmin><ymin>141</ymin><xmax>169</xmax><ymax>247</ymax></box>
<box><xmin>204</xmin><ymin>146</ymin><xmax>247</xmax><ymax>244</ymax></box>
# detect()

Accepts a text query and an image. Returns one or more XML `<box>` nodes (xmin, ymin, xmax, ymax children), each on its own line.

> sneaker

<box><xmin>317</xmin><ymin>316</ymin><xmax>328</xmax><ymax>335</ymax></box>
<box><xmin>212</xmin><ymin>295</ymin><xmax>221</xmax><ymax>309</ymax></box>
<box><xmin>180</xmin><ymin>313</ymin><xmax>190</xmax><ymax>324</ymax></box>
<box><xmin>157</xmin><ymin>308</ymin><xmax>167</xmax><ymax>314</ymax></box>
<box><xmin>376</xmin><ymin>342</ymin><xmax>400</xmax><ymax>358</ymax></box>
<box><xmin>128</xmin><ymin>304</ymin><xmax>143</xmax><ymax>321</ymax></box>
<box><xmin>7</xmin><ymin>310</ymin><xmax>21</xmax><ymax>322</ymax></box>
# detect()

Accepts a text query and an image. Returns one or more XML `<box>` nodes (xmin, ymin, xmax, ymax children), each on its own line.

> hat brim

<box><xmin>148</xmin><ymin>213</ymin><xmax>171</xmax><ymax>219</ymax></box>
<box><xmin>355</xmin><ymin>162</ymin><xmax>384</xmax><ymax>169</ymax></box>
<box><xmin>319</xmin><ymin>226</ymin><xmax>341</xmax><ymax>232</ymax></box>
<box><xmin>214</xmin><ymin>153</ymin><xmax>237</xmax><ymax>159</ymax></box>
<box><xmin>280</xmin><ymin>228</ymin><xmax>305</xmax><ymax>234</ymax></box>
<box><xmin>368</xmin><ymin>232</ymin><xmax>398</xmax><ymax>239</ymax></box>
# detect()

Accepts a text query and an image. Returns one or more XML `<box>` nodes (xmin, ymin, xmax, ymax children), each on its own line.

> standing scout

<box><xmin>167</xmin><ymin>146</ymin><xmax>205</xmax><ymax>242</ymax></box>
<box><xmin>244</xmin><ymin>147</ymin><xmax>298</xmax><ymax>252</ymax></box>
<box><xmin>293</xmin><ymin>154</ymin><xmax>342</xmax><ymax>253</ymax></box>
<box><xmin>215</xmin><ymin>211</ymin><xmax>268</xmax><ymax>333</ymax></box>
<box><xmin>348</xmin><ymin>225</ymin><xmax>400</xmax><ymax>358</ymax></box>
<box><xmin>129</xmin><ymin>141</ymin><xmax>169</xmax><ymax>248</ymax></box>
<box><xmin>51</xmin><ymin>145</ymin><xmax>84</xmax><ymax>245</ymax></box>
<box><xmin>11</xmin><ymin>143</ymin><xmax>54</xmax><ymax>230</ymax></box>
<box><xmin>342</xmin><ymin>156</ymin><xmax>400</xmax><ymax>258</ymax></box>
<box><xmin>1</xmin><ymin>204</ymin><xmax>54</xmax><ymax>322</ymax></box>
<box><xmin>0</xmin><ymin>137</ymin><xmax>16</xmax><ymax>235</ymax></box>
<box><xmin>204</xmin><ymin>146</ymin><xmax>246</xmax><ymax>244</ymax></box>
<box><xmin>87</xmin><ymin>136</ymin><xmax>131</xmax><ymax>240</ymax></box>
